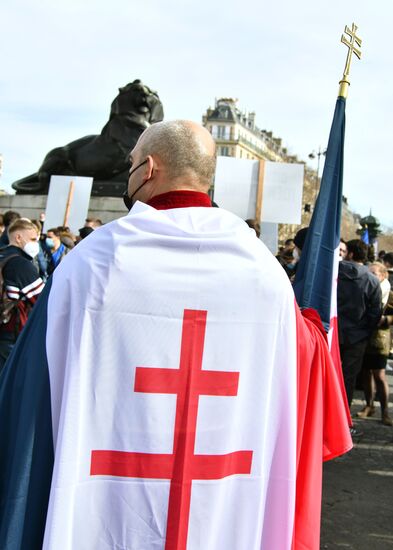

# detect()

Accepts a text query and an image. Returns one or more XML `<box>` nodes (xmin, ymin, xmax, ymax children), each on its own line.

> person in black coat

<box><xmin>337</xmin><ymin>239</ymin><xmax>382</xmax><ymax>409</ymax></box>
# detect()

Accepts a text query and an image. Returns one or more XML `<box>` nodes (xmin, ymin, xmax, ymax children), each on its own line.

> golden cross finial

<box><xmin>338</xmin><ymin>23</ymin><xmax>362</xmax><ymax>98</ymax></box>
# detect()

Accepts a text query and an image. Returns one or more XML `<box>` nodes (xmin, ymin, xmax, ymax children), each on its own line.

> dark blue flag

<box><xmin>293</xmin><ymin>96</ymin><xmax>345</xmax><ymax>331</ymax></box>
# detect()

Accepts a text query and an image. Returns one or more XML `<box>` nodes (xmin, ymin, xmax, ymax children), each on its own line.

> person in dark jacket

<box><xmin>337</xmin><ymin>239</ymin><xmax>382</xmax><ymax>409</ymax></box>
<box><xmin>0</xmin><ymin>211</ymin><xmax>21</xmax><ymax>247</ymax></box>
<box><xmin>46</xmin><ymin>227</ymin><xmax>69</xmax><ymax>274</ymax></box>
<box><xmin>0</xmin><ymin>219</ymin><xmax>44</xmax><ymax>371</ymax></box>
<box><xmin>357</xmin><ymin>262</ymin><xmax>392</xmax><ymax>425</ymax></box>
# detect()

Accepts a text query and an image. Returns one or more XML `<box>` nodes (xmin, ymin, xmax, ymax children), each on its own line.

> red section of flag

<box><xmin>329</xmin><ymin>315</ymin><xmax>352</xmax><ymax>426</ymax></box>
<box><xmin>91</xmin><ymin>309</ymin><xmax>253</xmax><ymax>550</ymax></box>
<box><xmin>293</xmin><ymin>304</ymin><xmax>352</xmax><ymax>550</ymax></box>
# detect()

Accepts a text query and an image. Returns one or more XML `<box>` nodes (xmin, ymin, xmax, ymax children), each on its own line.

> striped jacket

<box><xmin>0</xmin><ymin>245</ymin><xmax>44</xmax><ymax>338</ymax></box>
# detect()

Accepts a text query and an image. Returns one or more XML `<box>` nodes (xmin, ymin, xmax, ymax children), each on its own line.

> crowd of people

<box><xmin>276</xmin><ymin>231</ymin><xmax>393</xmax><ymax>428</ymax></box>
<box><xmin>0</xmin><ymin>211</ymin><xmax>102</xmax><ymax>371</ymax></box>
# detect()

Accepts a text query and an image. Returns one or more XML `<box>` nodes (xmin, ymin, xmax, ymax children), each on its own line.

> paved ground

<box><xmin>320</xmin><ymin>370</ymin><xmax>393</xmax><ymax>549</ymax></box>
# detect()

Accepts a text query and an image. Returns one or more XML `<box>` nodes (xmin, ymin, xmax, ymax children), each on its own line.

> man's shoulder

<box><xmin>0</xmin><ymin>246</ymin><xmax>26</xmax><ymax>265</ymax></box>
<box><xmin>339</xmin><ymin>261</ymin><xmax>372</xmax><ymax>281</ymax></box>
<box><xmin>0</xmin><ymin>247</ymin><xmax>38</xmax><ymax>280</ymax></box>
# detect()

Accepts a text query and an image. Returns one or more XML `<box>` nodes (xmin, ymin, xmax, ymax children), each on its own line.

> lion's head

<box><xmin>110</xmin><ymin>79</ymin><xmax>164</xmax><ymax>126</ymax></box>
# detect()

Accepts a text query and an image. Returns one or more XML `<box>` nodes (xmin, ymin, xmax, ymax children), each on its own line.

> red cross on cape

<box><xmin>91</xmin><ymin>309</ymin><xmax>253</xmax><ymax>550</ymax></box>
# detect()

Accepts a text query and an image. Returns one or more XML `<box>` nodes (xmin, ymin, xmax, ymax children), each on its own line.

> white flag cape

<box><xmin>15</xmin><ymin>203</ymin><xmax>299</xmax><ymax>549</ymax></box>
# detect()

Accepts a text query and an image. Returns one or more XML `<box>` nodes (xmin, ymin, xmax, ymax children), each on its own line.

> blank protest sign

<box><xmin>43</xmin><ymin>175</ymin><xmax>93</xmax><ymax>234</ymax></box>
<box><xmin>213</xmin><ymin>157</ymin><xmax>259</xmax><ymax>220</ymax></box>
<box><xmin>261</xmin><ymin>162</ymin><xmax>304</xmax><ymax>224</ymax></box>
<box><xmin>213</xmin><ymin>157</ymin><xmax>303</xmax><ymax>224</ymax></box>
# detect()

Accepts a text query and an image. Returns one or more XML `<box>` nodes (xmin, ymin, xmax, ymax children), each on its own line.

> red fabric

<box><xmin>329</xmin><ymin>315</ymin><xmax>352</xmax><ymax>426</ymax></box>
<box><xmin>292</xmin><ymin>303</ymin><xmax>352</xmax><ymax>550</ymax></box>
<box><xmin>301</xmin><ymin>308</ymin><xmax>328</xmax><ymax>342</ymax></box>
<box><xmin>147</xmin><ymin>190</ymin><xmax>212</xmax><ymax>210</ymax></box>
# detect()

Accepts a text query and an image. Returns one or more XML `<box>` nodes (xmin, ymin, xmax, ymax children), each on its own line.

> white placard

<box><xmin>213</xmin><ymin>157</ymin><xmax>303</xmax><ymax>224</ymax></box>
<box><xmin>43</xmin><ymin>175</ymin><xmax>93</xmax><ymax>234</ymax></box>
<box><xmin>261</xmin><ymin>162</ymin><xmax>304</xmax><ymax>224</ymax></box>
<box><xmin>260</xmin><ymin>222</ymin><xmax>278</xmax><ymax>255</ymax></box>
<box><xmin>213</xmin><ymin>157</ymin><xmax>259</xmax><ymax>220</ymax></box>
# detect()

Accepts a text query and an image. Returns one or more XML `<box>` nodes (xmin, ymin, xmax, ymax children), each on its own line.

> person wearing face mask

<box><xmin>0</xmin><ymin>218</ymin><xmax>44</xmax><ymax>371</ymax></box>
<box><xmin>45</xmin><ymin>227</ymin><xmax>69</xmax><ymax>274</ymax></box>
<box><xmin>277</xmin><ymin>228</ymin><xmax>306</xmax><ymax>283</ymax></box>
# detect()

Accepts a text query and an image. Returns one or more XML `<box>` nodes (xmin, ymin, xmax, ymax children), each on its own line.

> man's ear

<box><xmin>142</xmin><ymin>155</ymin><xmax>155</xmax><ymax>182</ymax></box>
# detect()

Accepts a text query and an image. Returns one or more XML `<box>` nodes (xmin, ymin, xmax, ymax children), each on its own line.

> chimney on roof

<box><xmin>248</xmin><ymin>112</ymin><xmax>255</xmax><ymax>130</ymax></box>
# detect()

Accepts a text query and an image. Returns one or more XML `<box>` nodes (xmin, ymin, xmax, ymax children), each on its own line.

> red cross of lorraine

<box><xmin>91</xmin><ymin>309</ymin><xmax>253</xmax><ymax>550</ymax></box>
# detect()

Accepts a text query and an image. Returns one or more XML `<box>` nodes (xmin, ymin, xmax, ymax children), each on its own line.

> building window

<box><xmin>220</xmin><ymin>146</ymin><xmax>229</xmax><ymax>156</ymax></box>
<box><xmin>217</xmin><ymin>125</ymin><xmax>230</xmax><ymax>139</ymax></box>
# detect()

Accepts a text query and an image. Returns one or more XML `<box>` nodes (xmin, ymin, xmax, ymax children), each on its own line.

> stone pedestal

<box><xmin>0</xmin><ymin>194</ymin><xmax>127</xmax><ymax>225</ymax></box>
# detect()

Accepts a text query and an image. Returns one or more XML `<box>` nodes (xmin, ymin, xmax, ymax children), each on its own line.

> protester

<box><xmin>0</xmin><ymin>121</ymin><xmax>351</xmax><ymax>550</ymax></box>
<box><xmin>77</xmin><ymin>226</ymin><xmax>94</xmax><ymax>242</ymax></box>
<box><xmin>46</xmin><ymin>227</ymin><xmax>70</xmax><ymax>273</ymax></box>
<box><xmin>283</xmin><ymin>238</ymin><xmax>295</xmax><ymax>251</ymax></box>
<box><xmin>337</xmin><ymin>239</ymin><xmax>382</xmax><ymax>410</ymax></box>
<box><xmin>85</xmin><ymin>217</ymin><xmax>103</xmax><ymax>229</ymax></box>
<box><xmin>276</xmin><ymin>231</ymin><xmax>306</xmax><ymax>282</ymax></box>
<box><xmin>0</xmin><ymin>210</ymin><xmax>21</xmax><ymax>247</ymax></box>
<box><xmin>293</xmin><ymin>227</ymin><xmax>308</xmax><ymax>255</ymax></box>
<box><xmin>0</xmin><ymin>219</ymin><xmax>44</xmax><ymax>371</ymax></box>
<box><xmin>378</xmin><ymin>249</ymin><xmax>386</xmax><ymax>262</ymax></box>
<box><xmin>245</xmin><ymin>218</ymin><xmax>261</xmax><ymax>238</ymax></box>
<box><xmin>277</xmin><ymin>248</ymin><xmax>297</xmax><ymax>280</ymax></box>
<box><xmin>339</xmin><ymin>239</ymin><xmax>347</xmax><ymax>260</ymax></box>
<box><xmin>357</xmin><ymin>262</ymin><xmax>393</xmax><ymax>425</ymax></box>
<box><xmin>382</xmin><ymin>252</ymin><xmax>393</xmax><ymax>287</ymax></box>
<box><xmin>57</xmin><ymin>226</ymin><xmax>76</xmax><ymax>249</ymax></box>
<box><xmin>31</xmin><ymin>219</ymin><xmax>50</xmax><ymax>280</ymax></box>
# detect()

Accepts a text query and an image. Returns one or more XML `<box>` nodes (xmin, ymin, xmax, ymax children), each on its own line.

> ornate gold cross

<box><xmin>339</xmin><ymin>23</ymin><xmax>362</xmax><ymax>98</ymax></box>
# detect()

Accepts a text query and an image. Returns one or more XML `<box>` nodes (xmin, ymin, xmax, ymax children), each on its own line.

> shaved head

<box><xmin>135</xmin><ymin>120</ymin><xmax>216</xmax><ymax>188</ymax></box>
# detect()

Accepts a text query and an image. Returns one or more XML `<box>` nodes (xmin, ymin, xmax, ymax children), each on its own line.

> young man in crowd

<box><xmin>0</xmin><ymin>218</ymin><xmax>44</xmax><ymax>371</ymax></box>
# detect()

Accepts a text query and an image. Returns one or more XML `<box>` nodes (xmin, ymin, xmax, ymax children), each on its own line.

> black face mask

<box><xmin>123</xmin><ymin>159</ymin><xmax>149</xmax><ymax>211</ymax></box>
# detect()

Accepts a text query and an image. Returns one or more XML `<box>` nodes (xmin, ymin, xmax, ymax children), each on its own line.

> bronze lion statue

<box><xmin>12</xmin><ymin>79</ymin><xmax>164</xmax><ymax>196</ymax></box>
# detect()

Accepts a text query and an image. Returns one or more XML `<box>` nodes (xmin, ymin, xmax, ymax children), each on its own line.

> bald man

<box><xmin>123</xmin><ymin>120</ymin><xmax>216</xmax><ymax>209</ymax></box>
<box><xmin>0</xmin><ymin>121</ymin><xmax>351</xmax><ymax>550</ymax></box>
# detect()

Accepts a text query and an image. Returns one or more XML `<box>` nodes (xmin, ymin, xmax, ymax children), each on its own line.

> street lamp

<box><xmin>308</xmin><ymin>146</ymin><xmax>327</xmax><ymax>178</ymax></box>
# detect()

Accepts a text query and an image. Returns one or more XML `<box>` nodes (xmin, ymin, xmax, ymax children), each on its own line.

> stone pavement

<box><xmin>320</xmin><ymin>370</ymin><xmax>393</xmax><ymax>549</ymax></box>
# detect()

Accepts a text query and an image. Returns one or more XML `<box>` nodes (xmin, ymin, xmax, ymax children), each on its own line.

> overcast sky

<box><xmin>1</xmin><ymin>0</ymin><xmax>391</xmax><ymax>226</ymax></box>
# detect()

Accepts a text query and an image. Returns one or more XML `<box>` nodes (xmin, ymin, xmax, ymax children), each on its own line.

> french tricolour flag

<box><xmin>0</xmin><ymin>201</ymin><xmax>351</xmax><ymax>550</ymax></box>
<box><xmin>0</xmin><ymin>204</ymin><xmax>300</xmax><ymax>549</ymax></box>
<box><xmin>293</xmin><ymin>96</ymin><xmax>350</xmax><ymax>424</ymax></box>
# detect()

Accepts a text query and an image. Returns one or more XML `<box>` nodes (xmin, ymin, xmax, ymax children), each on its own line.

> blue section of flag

<box><xmin>362</xmin><ymin>227</ymin><xmax>369</xmax><ymax>245</ymax></box>
<box><xmin>293</xmin><ymin>97</ymin><xmax>346</xmax><ymax>330</ymax></box>
<box><xmin>0</xmin><ymin>279</ymin><xmax>53</xmax><ymax>550</ymax></box>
